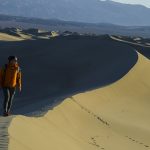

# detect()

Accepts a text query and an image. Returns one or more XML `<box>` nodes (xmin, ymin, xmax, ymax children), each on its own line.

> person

<box><xmin>0</xmin><ymin>56</ymin><xmax>22</xmax><ymax>116</ymax></box>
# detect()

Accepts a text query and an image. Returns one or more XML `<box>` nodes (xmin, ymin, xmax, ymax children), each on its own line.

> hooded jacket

<box><xmin>0</xmin><ymin>63</ymin><xmax>21</xmax><ymax>89</ymax></box>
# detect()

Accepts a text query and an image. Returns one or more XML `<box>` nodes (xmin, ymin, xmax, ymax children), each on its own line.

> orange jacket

<box><xmin>0</xmin><ymin>63</ymin><xmax>22</xmax><ymax>89</ymax></box>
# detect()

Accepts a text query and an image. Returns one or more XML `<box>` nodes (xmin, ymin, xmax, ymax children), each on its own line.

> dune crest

<box><xmin>8</xmin><ymin>52</ymin><xmax>150</xmax><ymax>150</ymax></box>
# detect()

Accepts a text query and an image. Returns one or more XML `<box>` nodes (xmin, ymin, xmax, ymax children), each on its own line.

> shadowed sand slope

<box><xmin>8</xmin><ymin>52</ymin><xmax>150</xmax><ymax>150</ymax></box>
<box><xmin>0</xmin><ymin>35</ymin><xmax>138</xmax><ymax>115</ymax></box>
<box><xmin>110</xmin><ymin>35</ymin><xmax>150</xmax><ymax>59</ymax></box>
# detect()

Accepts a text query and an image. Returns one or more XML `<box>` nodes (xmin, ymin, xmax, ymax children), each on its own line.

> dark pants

<box><xmin>2</xmin><ymin>87</ymin><xmax>16</xmax><ymax>113</ymax></box>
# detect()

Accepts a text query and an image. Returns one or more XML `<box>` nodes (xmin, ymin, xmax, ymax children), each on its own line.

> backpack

<box><xmin>2</xmin><ymin>64</ymin><xmax>21</xmax><ymax>86</ymax></box>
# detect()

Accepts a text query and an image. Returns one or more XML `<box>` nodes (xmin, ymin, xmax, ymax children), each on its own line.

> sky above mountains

<box><xmin>112</xmin><ymin>0</ymin><xmax>150</xmax><ymax>8</ymax></box>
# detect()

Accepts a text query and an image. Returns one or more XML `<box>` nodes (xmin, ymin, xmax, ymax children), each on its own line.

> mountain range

<box><xmin>0</xmin><ymin>0</ymin><xmax>150</xmax><ymax>26</ymax></box>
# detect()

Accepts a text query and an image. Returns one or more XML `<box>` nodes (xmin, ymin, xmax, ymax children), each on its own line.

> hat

<box><xmin>8</xmin><ymin>56</ymin><xmax>18</xmax><ymax>62</ymax></box>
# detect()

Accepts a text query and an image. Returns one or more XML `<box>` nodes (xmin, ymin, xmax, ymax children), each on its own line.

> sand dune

<box><xmin>110</xmin><ymin>35</ymin><xmax>150</xmax><ymax>59</ymax></box>
<box><xmin>0</xmin><ymin>28</ymin><xmax>53</xmax><ymax>41</ymax></box>
<box><xmin>0</xmin><ymin>31</ymin><xmax>149</xmax><ymax>149</ymax></box>
<box><xmin>0</xmin><ymin>33</ymin><xmax>24</xmax><ymax>41</ymax></box>
<box><xmin>72</xmin><ymin>52</ymin><xmax>150</xmax><ymax>147</ymax></box>
<box><xmin>7</xmin><ymin>51</ymin><xmax>150</xmax><ymax>150</ymax></box>
<box><xmin>0</xmin><ymin>35</ymin><xmax>137</xmax><ymax>115</ymax></box>
<box><xmin>110</xmin><ymin>35</ymin><xmax>150</xmax><ymax>48</ymax></box>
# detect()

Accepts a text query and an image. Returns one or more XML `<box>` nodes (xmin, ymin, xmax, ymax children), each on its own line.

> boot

<box><xmin>3</xmin><ymin>111</ymin><xmax>11</xmax><ymax>117</ymax></box>
<box><xmin>3</xmin><ymin>111</ymin><xmax>8</xmax><ymax>117</ymax></box>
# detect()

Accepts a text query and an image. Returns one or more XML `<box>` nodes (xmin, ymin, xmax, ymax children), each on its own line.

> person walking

<box><xmin>0</xmin><ymin>56</ymin><xmax>22</xmax><ymax>116</ymax></box>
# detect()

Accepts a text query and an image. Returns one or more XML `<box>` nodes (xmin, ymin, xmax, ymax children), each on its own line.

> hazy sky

<box><xmin>112</xmin><ymin>0</ymin><xmax>150</xmax><ymax>8</ymax></box>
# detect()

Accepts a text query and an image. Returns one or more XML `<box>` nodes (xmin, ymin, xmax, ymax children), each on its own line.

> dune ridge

<box><xmin>0</xmin><ymin>33</ymin><xmax>24</xmax><ymax>41</ymax></box>
<box><xmin>7</xmin><ymin>52</ymin><xmax>150</xmax><ymax>150</ymax></box>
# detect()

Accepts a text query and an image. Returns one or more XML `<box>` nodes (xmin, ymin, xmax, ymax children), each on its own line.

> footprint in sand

<box><xmin>144</xmin><ymin>145</ymin><xmax>149</xmax><ymax>148</ymax></box>
<box><xmin>89</xmin><ymin>136</ymin><xmax>105</xmax><ymax>149</ymax></box>
<box><xmin>125</xmin><ymin>136</ymin><xmax>149</xmax><ymax>148</ymax></box>
<box><xmin>71</xmin><ymin>97</ymin><xmax>110</xmax><ymax>126</ymax></box>
<box><xmin>139</xmin><ymin>142</ymin><xmax>143</xmax><ymax>144</ymax></box>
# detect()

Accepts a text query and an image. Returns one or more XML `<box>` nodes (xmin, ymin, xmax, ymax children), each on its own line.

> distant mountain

<box><xmin>1</xmin><ymin>14</ymin><xmax>150</xmax><ymax>38</ymax></box>
<box><xmin>0</xmin><ymin>0</ymin><xmax>150</xmax><ymax>26</ymax></box>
